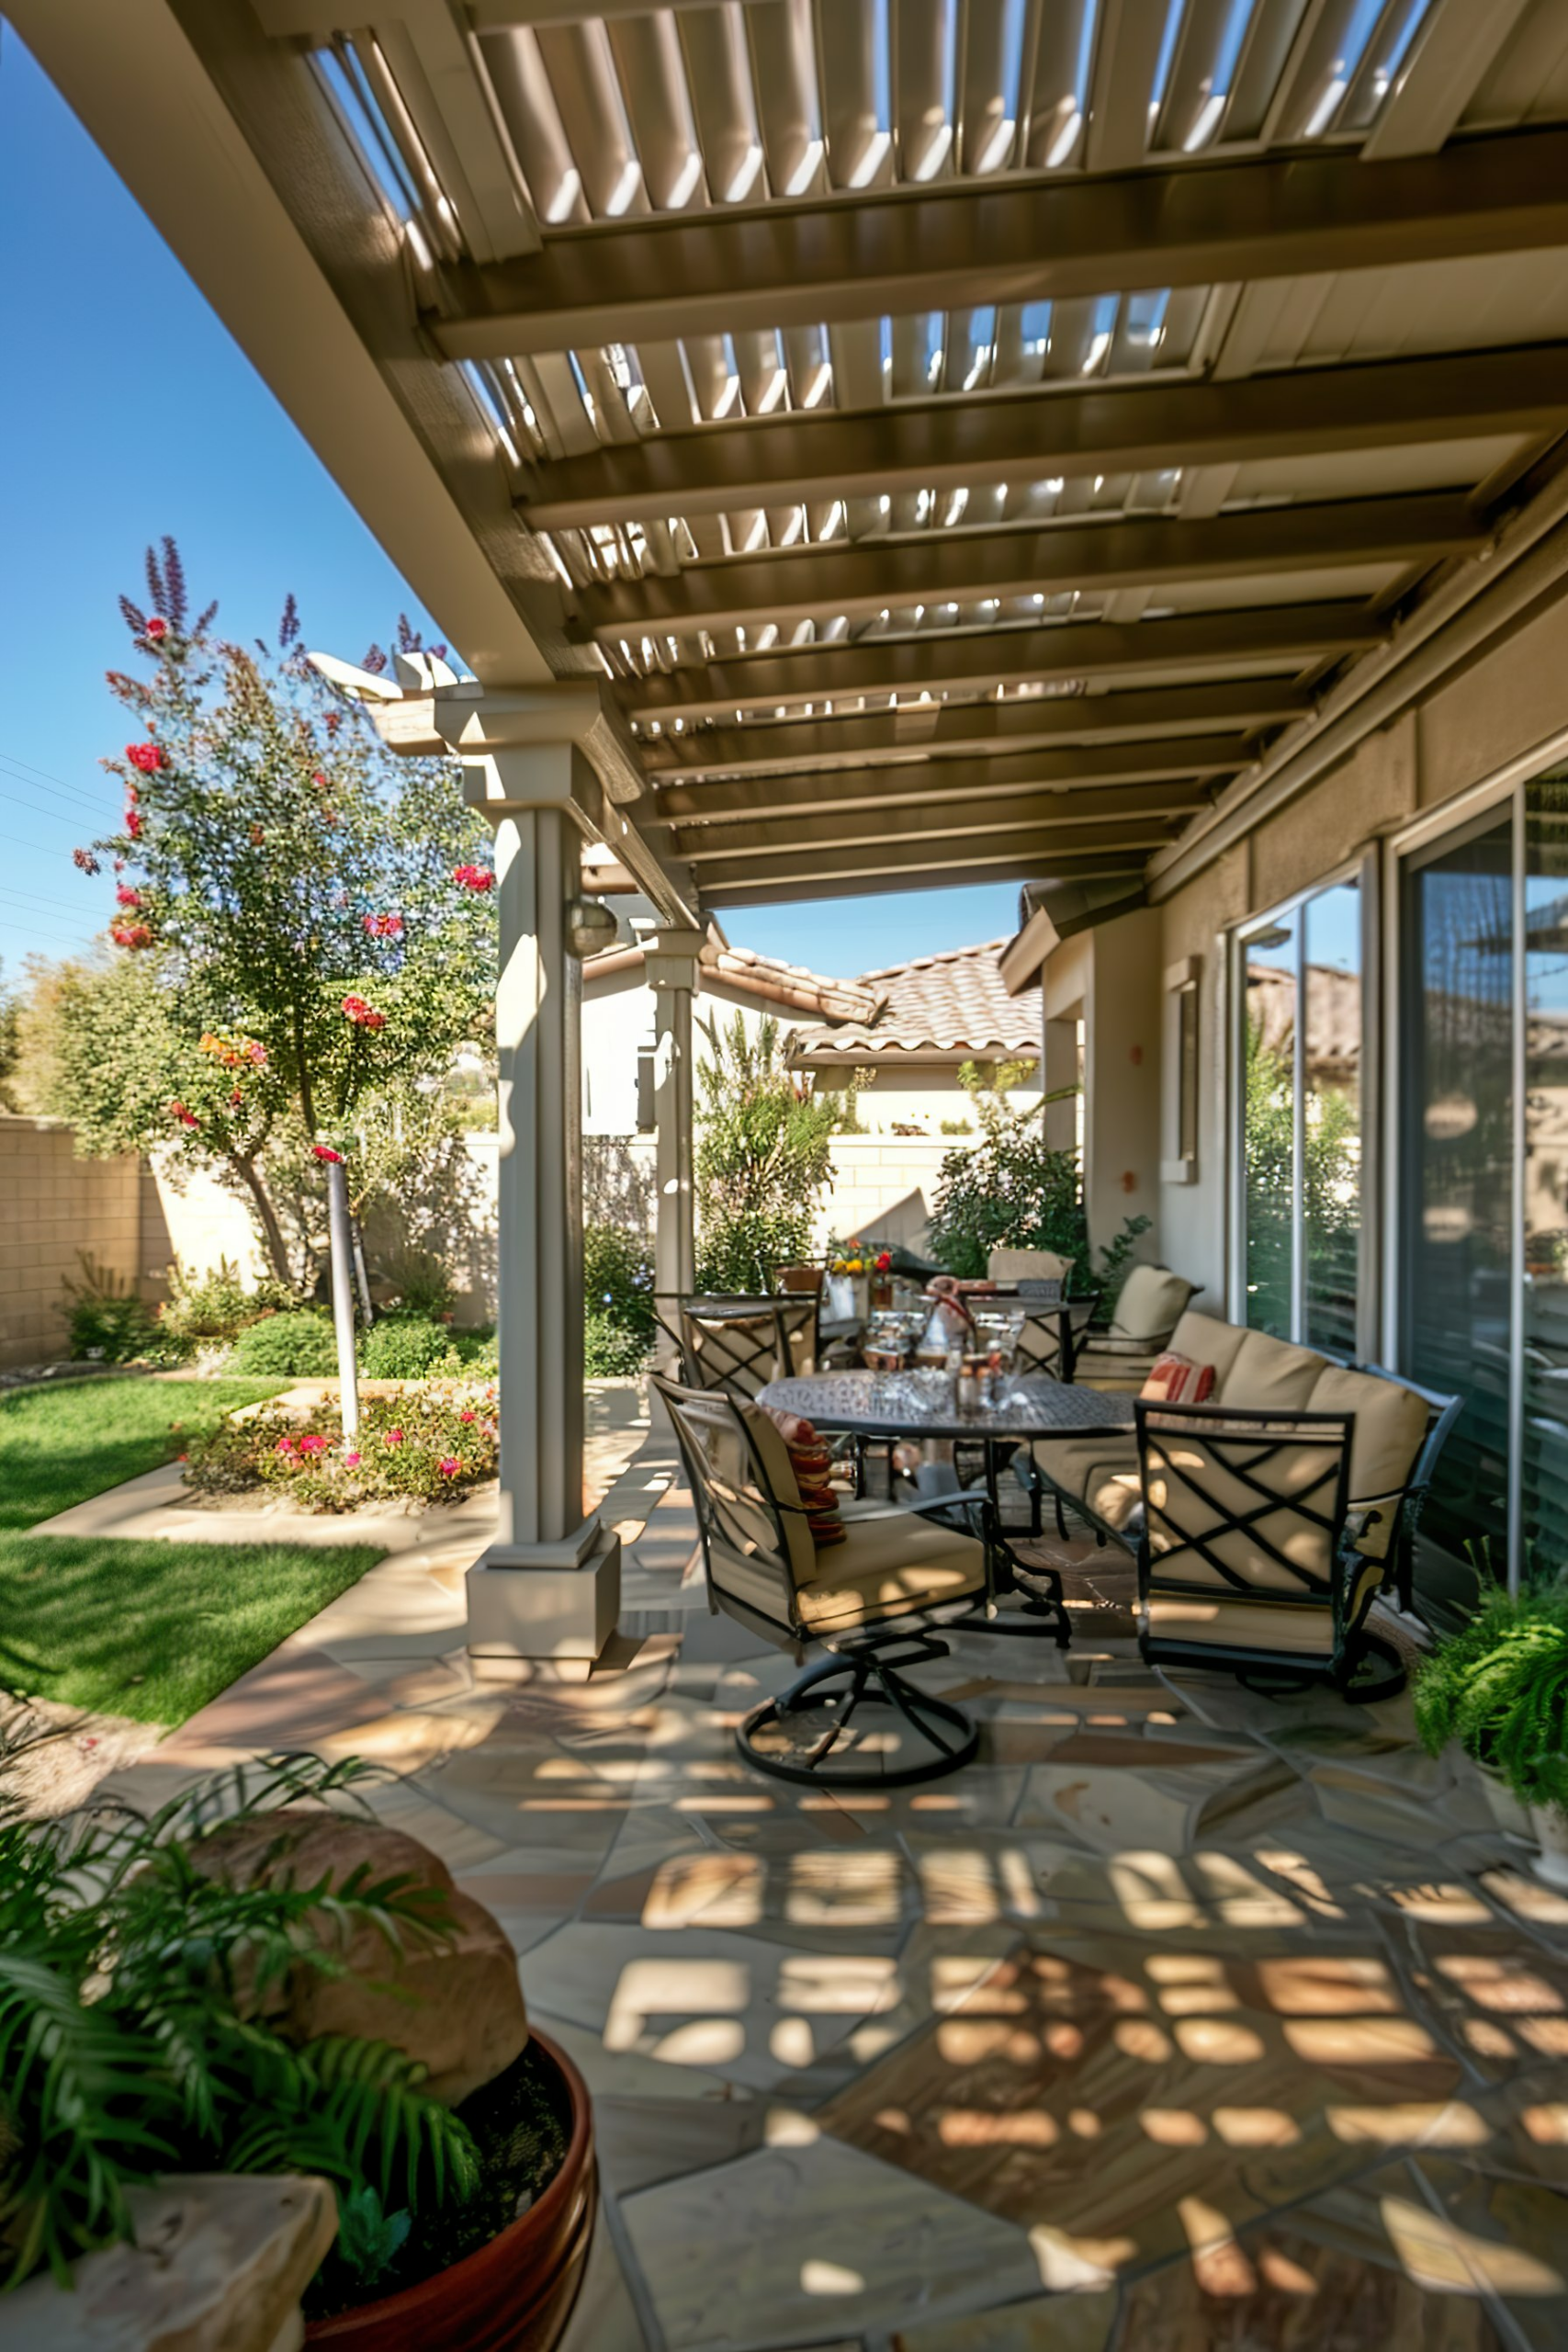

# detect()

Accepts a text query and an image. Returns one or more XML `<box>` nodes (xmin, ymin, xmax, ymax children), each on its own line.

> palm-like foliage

<box><xmin>0</xmin><ymin>1750</ymin><xmax>479</xmax><ymax>2289</ymax></box>
<box><xmin>1414</xmin><ymin>1583</ymin><xmax>1568</xmax><ymax>1809</ymax></box>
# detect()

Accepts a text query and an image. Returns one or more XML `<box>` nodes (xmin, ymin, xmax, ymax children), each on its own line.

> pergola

<box><xmin>22</xmin><ymin>0</ymin><xmax>1568</xmax><ymax>1660</ymax></box>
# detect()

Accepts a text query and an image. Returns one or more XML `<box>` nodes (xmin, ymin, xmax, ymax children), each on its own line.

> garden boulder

<box><xmin>187</xmin><ymin>1810</ymin><xmax>527</xmax><ymax>2106</ymax></box>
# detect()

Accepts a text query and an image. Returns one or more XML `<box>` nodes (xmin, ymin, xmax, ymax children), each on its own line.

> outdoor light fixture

<box><xmin>565</xmin><ymin>896</ymin><xmax>617</xmax><ymax>958</ymax></box>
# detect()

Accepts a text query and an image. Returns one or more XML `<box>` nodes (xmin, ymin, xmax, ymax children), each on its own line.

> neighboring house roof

<box><xmin>790</xmin><ymin>940</ymin><xmax>1044</xmax><ymax>1065</ymax></box>
<box><xmin>583</xmin><ymin>931</ymin><xmax>881</xmax><ymax>1024</ymax></box>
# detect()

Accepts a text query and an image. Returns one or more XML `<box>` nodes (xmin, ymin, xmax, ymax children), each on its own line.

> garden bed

<box><xmin>185</xmin><ymin>1380</ymin><xmax>499</xmax><ymax>1512</ymax></box>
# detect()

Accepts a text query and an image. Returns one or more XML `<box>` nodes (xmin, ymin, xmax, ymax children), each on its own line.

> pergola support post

<box><xmin>644</xmin><ymin>928</ymin><xmax>703</xmax><ymax>1363</ymax></box>
<box><xmin>463</xmin><ymin>738</ymin><xmax>620</xmax><ymax>1668</ymax></box>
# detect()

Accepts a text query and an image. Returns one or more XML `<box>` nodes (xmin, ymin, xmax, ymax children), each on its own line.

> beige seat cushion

<box><xmin>1223</xmin><ymin>1330</ymin><xmax>1326</xmax><ymax>1412</ymax></box>
<box><xmin>1168</xmin><ymin>1311</ymin><xmax>1249</xmax><ymax>1394</ymax></box>
<box><xmin>1308</xmin><ymin>1364</ymin><xmax>1429</xmax><ymax>1559</ymax></box>
<box><xmin>990</xmin><ymin>1247</ymin><xmax>1073</xmax><ymax>1284</ymax></box>
<box><xmin>795</xmin><ymin>1499</ymin><xmax>987</xmax><ymax>1632</ymax></box>
<box><xmin>1107</xmin><ymin>1265</ymin><xmax>1196</xmax><ymax>1343</ymax></box>
<box><xmin>1146</xmin><ymin>1558</ymin><xmax>1382</xmax><ymax>1657</ymax></box>
<box><xmin>1029</xmin><ymin>1434</ymin><xmax>1138</xmax><ymax>1512</ymax></box>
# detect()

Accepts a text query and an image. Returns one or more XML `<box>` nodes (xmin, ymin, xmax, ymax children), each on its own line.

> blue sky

<box><xmin>0</xmin><ymin>33</ymin><xmax>1019</xmax><ymax>986</ymax></box>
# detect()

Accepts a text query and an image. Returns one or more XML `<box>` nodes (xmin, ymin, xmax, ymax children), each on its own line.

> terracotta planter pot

<box><xmin>306</xmin><ymin>2030</ymin><xmax>595</xmax><ymax>2352</ymax></box>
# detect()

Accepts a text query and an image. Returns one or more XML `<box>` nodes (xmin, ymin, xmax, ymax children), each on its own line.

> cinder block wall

<box><xmin>0</xmin><ymin>1118</ymin><xmax>145</xmax><ymax>1370</ymax></box>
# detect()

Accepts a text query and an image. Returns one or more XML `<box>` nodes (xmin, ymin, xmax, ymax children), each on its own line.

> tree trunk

<box><xmin>231</xmin><ymin>1153</ymin><xmax>295</xmax><ymax>1290</ymax></box>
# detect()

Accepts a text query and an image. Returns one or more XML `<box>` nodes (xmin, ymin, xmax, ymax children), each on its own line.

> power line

<box><xmin>0</xmin><ymin>760</ymin><xmax>114</xmax><ymax>821</ymax></box>
<box><xmin>0</xmin><ymin>743</ymin><xmax>115</xmax><ymax>799</ymax></box>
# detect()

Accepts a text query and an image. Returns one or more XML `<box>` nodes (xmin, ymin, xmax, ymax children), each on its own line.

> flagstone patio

<box><xmin>98</xmin><ymin>1410</ymin><xmax>1568</xmax><ymax>2352</ymax></box>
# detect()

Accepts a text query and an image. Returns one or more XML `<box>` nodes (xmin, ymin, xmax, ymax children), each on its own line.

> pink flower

<box><xmin>362</xmin><ymin>912</ymin><xmax>404</xmax><ymax>939</ymax></box>
<box><xmin>344</xmin><ymin>1449</ymin><xmax>361</xmax><ymax>1467</ymax></box>
<box><xmin>454</xmin><ymin>863</ymin><xmax>495</xmax><ymax>892</ymax></box>
<box><xmin>437</xmin><ymin>1457</ymin><xmax>460</xmax><ymax>1479</ymax></box>
<box><xmin>324</xmin><ymin>710</ymin><xmax>342</xmax><ymax>736</ymax></box>
<box><xmin>312</xmin><ymin>1144</ymin><xmax>344</xmax><ymax>1164</ymax></box>
<box><xmin>168</xmin><ymin>1100</ymin><xmax>198</xmax><ymax>1128</ymax></box>
<box><xmin>144</xmin><ymin>617</ymin><xmax>168</xmax><ymax>642</ymax></box>
<box><xmin>460</xmin><ymin>1409</ymin><xmax>477</xmax><ymax>1423</ymax></box>
<box><xmin>299</xmin><ymin>1433</ymin><xmax>329</xmax><ymax>1455</ymax></box>
<box><xmin>385</xmin><ymin>1427</ymin><xmax>405</xmax><ymax>1447</ymax></box>
<box><xmin>341</xmin><ymin>993</ymin><xmax>386</xmax><ymax>1031</ymax></box>
<box><xmin>126</xmin><ymin>808</ymin><xmax>143</xmax><ymax>840</ymax></box>
<box><xmin>116</xmin><ymin>885</ymin><xmax>141</xmax><ymax>908</ymax></box>
<box><xmin>248</xmin><ymin>1040</ymin><xmax>267</xmax><ymax>1066</ymax></box>
<box><xmin>312</xmin><ymin>771</ymin><xmax>328</xmax><ymax>790</ymax></box>
<box><xmin>275</xmin><ymin>1437</ymin><xmax>298</xmax><ymax>1457</ymax></box>
<box><xmin>126</xmin><ymin>741</ymin><xmax>164</xmax><ymax>775</ymax></box>
<box><xmin>230</xmin><ymin>1087</ymin><xmax>243</xmax><ymax>1107</ymax></box>
<box><xmin>73</xmin><ymin>847</ymin><xmax>102</xmax><ymax>875</ymax></box>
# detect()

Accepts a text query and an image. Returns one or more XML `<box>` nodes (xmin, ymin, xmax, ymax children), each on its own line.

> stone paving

<box><xmin>98</xmin><ymin>1395</ymin><xmax>1568</xmax><ymax>2351</ymax></box>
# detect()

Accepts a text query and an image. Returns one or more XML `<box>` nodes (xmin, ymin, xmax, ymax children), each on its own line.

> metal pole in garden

<box><xmin>327</xmin><ymin>1157</ymin><xmax>361</xmax><ymax>1440</ymax></box>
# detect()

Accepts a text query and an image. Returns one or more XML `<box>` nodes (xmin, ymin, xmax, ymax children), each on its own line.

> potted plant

<box><xmin>0</xmin><ymin>1754</ymin><xmax>594</xmax><ymax>2348</ymax></box>
<box><xmin>1414</xmin><ymin>1583</ymin><xmax>1568</xmax><ymax>1876</ymax></box>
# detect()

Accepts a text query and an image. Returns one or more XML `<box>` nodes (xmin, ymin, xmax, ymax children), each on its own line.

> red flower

<box><xmin>454</xmin><ymin>864</ymin><xmax>495</xmax><ymax>892</ymax></box>
<box><xmin>275</xmin><ymin>1437</ymin><xmax>298</xmax><ymax>1458</ymax></box>
<box><xmin>144</xmin><ymin>617</ymin><xmax>168</xmax><ymax>642</ymax></box>
<box><xmin>312</xmin><ymin>1144</ymin><xmax>344</xmax><ymax>1164</ymax></box>
<box><xmin>363</xmin><ymin>912</ymin><xmax>404</xmax><ymax>939</ymax></box>
<box><xmin>250</xmin><ymin>823</ymin><xmax>265</xmax><ymax>846</ymax></box>
<box><xmin>125</xmin><ymin>808</ymin><xmax>143</xmax><ymax>839</ymax></box>
<box><xmin>230</xmin><ymin>1087</ymin><xmax>243</xmax><ymax>1107</ymax></box>
<box><xmin>73</xmin><ymin>847</ymin><xmax>101</xmax><ymax>875</ymax></box>
<box><xmin>299</xmin><ymin>1433</ymin><xmax>329</xmax><ymax>1455</ymax></box>
<box><xmin>460</xmin><ymin>1408</ymin><xmax>477</xmax><ymax>1423</ymax></box>
<box><xmin>342</xmin><ymin>993</ymin><xmax>367</xmax><ymax>1018</ymax></box>
<box><xmin>126</xmin><ymin>741</ymin><xmax>164</xmax><ymax>775</ymax></box>
<box><xmin>168</xmin><ymin>1100</ymin><xmax>199</xmax><ymax>1128</ymax></box>
<box><xmin>344</xmin><ymin>1449</ymin><xmax>361</xmax><ymax>1467</ymax></box>
<box><xmin>385</xmin><ymin>1427</ymin><xmax>405</xmax><ymax>1447</ymax></box>
<box><xmin>437</xmin><ymin>1457</ymin><xmax>460</xmax><ymax>1478</ymax></box>
<box><xmin>116</xmin><ymin>885</ymin><xmax>141</xmax><ymax>908</ymax></box>
<box><xmin>341</xmin><ymin>994</ymin><xmax>386</xmax><ymax>1031</ymax></box>
<box><xmin>875</xmin><ymin>1250</ymin><xmax>893</xmax><ymax>1272</ymax></box>
<box><xmin>113</xmin><ymin>922</ymin><xmax>153</xmax><ymax>950</ymax></box>
<box><xmin>324</xmin><ymin>710</ymin><xmax>342</xmax><ymax>736</ymax></box>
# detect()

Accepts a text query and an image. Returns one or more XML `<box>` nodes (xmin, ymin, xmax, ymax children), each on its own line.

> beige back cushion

<box><xmin>990</xmin><ymin>1247</ymin><xmax>1073</xmax><ymax>1284</ymax></box>
<box><xmin>739</xmin><ymin>1403</ymin><xmax>820</xmax><ymax>1588</ymax></box>
<box><xmin>1143</xmin><ymin>1419</ymin><xmax>1347</xmax><ymax>1595</ymax></box>
<box><xmin>1308</xmin><ymin>1364</ymin><xmax>1428</xmax><ymax>1559</ymax></box>
<box><xmin>1111</xmin><ymin>1264</ymin><xmax>1196</xmax><ymax>1340</ymax></box>
<box><xmin>1224</xmin><ymin>1330</ymin><xmax>1326</xmax><ymax>1412</ymax></box>
<box><xmin>1168</xmin><ymin>1311</ymin><xmax>1249</xmax><ymax>1393</ymax></box>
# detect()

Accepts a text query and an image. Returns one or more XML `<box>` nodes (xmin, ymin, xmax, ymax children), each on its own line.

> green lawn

<box><xmin>0</xmin><ymin>1377</ymin><xmax>384</xmax><ymax>1726</ymax></box>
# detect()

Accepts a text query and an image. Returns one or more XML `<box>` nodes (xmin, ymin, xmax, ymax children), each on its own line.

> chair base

<box><xmin>1141</xmin><ymin>1625</ymin><xmax>1408</xmax><ymax>1706</ymax></box>
<box><xmin>947</xmin><ymin>1573</ymin><xmax>1072</xmax><ymax>1647</ymax></box>
<box><xmin>739</xmin><ymin>1628</ymin><xmax>978</xmax><ymax>1788</ymax></box>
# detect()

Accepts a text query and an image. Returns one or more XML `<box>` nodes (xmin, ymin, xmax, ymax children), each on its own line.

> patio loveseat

<box><xmin>1024</xmin><ymin>1311</ymin><xmax>1461</xmax><ymax>1686</ymax></box>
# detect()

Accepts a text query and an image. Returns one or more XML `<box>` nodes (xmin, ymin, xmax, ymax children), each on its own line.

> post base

<box><xmin>466</xmin><ymin>1522</ymin><xmax>622</xmax><ymax>1665</ymax></box>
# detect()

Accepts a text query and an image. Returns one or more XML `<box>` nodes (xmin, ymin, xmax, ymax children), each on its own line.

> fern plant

<box><xmin>1414</xmin><ymin>1582</ymin><xmax>1568</xmax><ymax>1811</ymax></box>
<box><xmin>0</xmin><ymin>1751</ymin><xmax>479</xmax><ymax>2290</ymax></box>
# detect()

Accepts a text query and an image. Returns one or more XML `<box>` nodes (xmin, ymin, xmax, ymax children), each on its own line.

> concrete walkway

<box><xmin>85</xmin><ymin>1416</ymin><xmax>1568</xmax><ymax>2352</ymax></box>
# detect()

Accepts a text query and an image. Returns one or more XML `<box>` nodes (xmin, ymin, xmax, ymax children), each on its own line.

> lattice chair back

<box><xmin>1010</xmin><ymin>1281</ymin><xmax>1067</xmax><ymax>1380</ymax></box>
<box><xmin>679</xmin><ymin>1296</ymin><xmax>787</xmax><ymax>1401</ymax></box>
<box><xmin>773</xmin><ymin>1295</ymin><xmax>818</xmax><ymax>1378</ymax></box>
<box><xmin>1136</xmin><ymin>1400</ymin><xmax>1359</xmax><ymax>1668</ymax></box>
<box><xmin>653</xmin><ymin>1374</ymin><xmax>813</xmax><ymax>1638</ymax></box>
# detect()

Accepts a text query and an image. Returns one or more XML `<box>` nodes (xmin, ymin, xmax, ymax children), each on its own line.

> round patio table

<box><xmin>757</xmin><ymin>1367</ymin><xmax>1137</xmax><ymax>1443</ymax></box>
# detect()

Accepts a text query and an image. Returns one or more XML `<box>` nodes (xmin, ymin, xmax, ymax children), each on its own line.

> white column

<box><xmin>643</xmin><ymin>928</ymin><xmax>703</xmax><ymax>1343</ymax></box>
<box><xmin>464</xmin><ymin>740</ymin><xmax>620</xmax><ymax>1666</ymax></box>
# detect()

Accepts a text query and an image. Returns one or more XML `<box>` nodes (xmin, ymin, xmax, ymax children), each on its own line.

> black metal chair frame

<box><xmin>652</xmin><ymin>1293</ymin><xmax>790</xmax><ymax>1402</ymax></box>
<box><xmin>1353</xmin><ymin>1365</ymin><xmax>1466</xmax><ymax>1617</ymax></box>
<box><xmin>653</xmin><ymin>1372</ymin><xmax>1067</xmax><ymax>1786</ymax></box>
<box><xmin>1132</xmin><ymin>1398</ymin><xmax>1403</xmax><ymax>1700</ymax></box>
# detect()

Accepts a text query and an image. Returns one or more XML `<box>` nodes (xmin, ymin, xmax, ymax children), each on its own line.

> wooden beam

<box><xmin>521</xmin><ymin>345</ymin><xmax>1568</xmax><ymax>530</ymax></box>
<box><xmin>623</xmin><ymin>602</ymin><xmax>1383</xmax><ymax>722</ymax></box>
<box><xmin>641</xmin><ymin>674</ymin><xmax>1305</xmax><ymax>777</ymax></box>
<box><xmin>666</xmin><ymin>790</ymin><xmax>1201</xmax><ymax>864</ymax></box>
<box><xmin>431</xmin><ymin>128</ymin><xmax>1568</xmax><ymax>358</ymax></box>
<box><xmin>698</xmin><ymin>838</ymin><xmax>1152</xmax><ymax>898</ymax></box>
<box><xmin>573</xmin><ymin>495</ymin><xmax>1478</xmax><ymax>643</ymax></box>
<box><xmin>646</xmin><ymin>741</ymin><xmax>1241</xmax><ymax>825</ymax></box>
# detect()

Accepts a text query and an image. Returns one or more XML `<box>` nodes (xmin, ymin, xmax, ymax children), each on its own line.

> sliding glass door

<box><xmin>1237</xmin><ymin>875</ymin><xmax>1363</xmax><ymax>1352</ymax></box>
<box><xmin>1397</xmin><ymin>767</ymin><xmax>1568</xmax><ymax>1591</ymax></box>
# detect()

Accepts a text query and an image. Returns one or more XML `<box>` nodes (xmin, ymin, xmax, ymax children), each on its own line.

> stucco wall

<box><xmin>0</xmin><ymin>1118</ymin><xmax>148</xmax><ymax>1369</ymax></box>
<box><xmin>1147</xmin><ymin>571</ymin><xmax>1568</xmax><ymax>1319</ymax></box>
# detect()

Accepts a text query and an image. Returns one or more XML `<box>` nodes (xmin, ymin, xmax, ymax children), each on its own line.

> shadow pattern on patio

<box><xmin>109</xmin><ymin>1416</ymin><xmax>1568</xmax><ymax>2352</ymax></box>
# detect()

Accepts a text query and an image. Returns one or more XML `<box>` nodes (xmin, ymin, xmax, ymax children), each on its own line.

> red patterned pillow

<box><xmin>762</xmin><ymin>1408</ymin><xmax>846</xmax><ymax>1547</ymax></box>
<box><xmin>1141</xmin><ymin>1352</ymin><xmax>1215</xmax><ymax>1405</ymax></box>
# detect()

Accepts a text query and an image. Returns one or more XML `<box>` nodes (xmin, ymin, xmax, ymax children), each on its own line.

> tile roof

<box><xmin>583</xmin><ymin>933</ymin><xmax>881</xmax><ymax>1024</ymax></box>
<box><xmin>789</xmin><ymin>940</ymin><xmax>1043</xmax><ymax>1062</ymax></box>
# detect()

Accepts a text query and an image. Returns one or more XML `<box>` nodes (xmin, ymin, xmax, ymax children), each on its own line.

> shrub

<box><xmin>229</xmin><ymin>1309</ymin><xmax>340</xmax><ymax>1377</ymax></box>
<box><xmin>161</xmin><ymin>1255</ymin><xmax>296</xmax><ymax>1342</ymax></box>
<box><xmin>585</xmin><ymin>1308</ymin><xmax>650</xmax><ymax>1378</ymax></box>
<box><xmin>378</xmin><ymin>1246</ymin><xmax>455</xmax><ymax>1322</ymax></box>
<box><xmin>1415</xmin><ymin>1582</ymin><xmax>1568</xmax><ymax>1807</ymax></box>
<box><xmin>584</xmin><ymin>1220</ymin><xmax>653</xmax><ymax>1338</ymax></box>
<box><xmin>186</xmin><ymin>1384</ymin><xmax>499</xmax><ymax>1510</ymax></box>
<box><xmin>694</xmin><ymin>1012</ymin><xmax>840</xmax><ymax>1294</ymax></box>
<box><xmin>360</xmin><ymin>1314</ymin><xmax>455</xmax><ymax>1380</ymax></box>
<box><xmin>59</xmin><ymin>1253</ymin><xmax>158</xmax><ymax>1363</ymax></box>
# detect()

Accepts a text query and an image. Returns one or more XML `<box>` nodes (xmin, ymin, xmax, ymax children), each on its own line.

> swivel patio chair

<box><xmin>1133</xmin><ymin>1398</ymin><xmax>1406</xmax><ymax>1700</ymax></box>
<box><xmin>653</xmin><ymin>1372</ymin><xmax>1065</xmax><ymax>1786</ymax></box>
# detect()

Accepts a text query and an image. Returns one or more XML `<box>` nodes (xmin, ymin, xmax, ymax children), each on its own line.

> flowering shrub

<box><xmin>185</xmin><ymin>1385</ymin><xmax>499</xmax><ymax>1510</ymax></box>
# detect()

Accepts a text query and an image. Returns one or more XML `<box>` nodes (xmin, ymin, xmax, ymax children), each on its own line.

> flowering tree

<box><xmin>63</xmin><ymin>541</ymin><xmax>497</xmax><ymax>1291</ymax></box>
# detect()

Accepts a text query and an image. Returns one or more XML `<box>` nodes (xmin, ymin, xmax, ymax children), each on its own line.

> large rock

<box><xmin>188</xmin><ymin>1810</ymin><xmax>528</xmax><ymax>2107</ymax></box>
<box><xmin>0</xmin><ymin>2173</ymin><xmax>336</xmax><ymax>2352</ymax></box>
